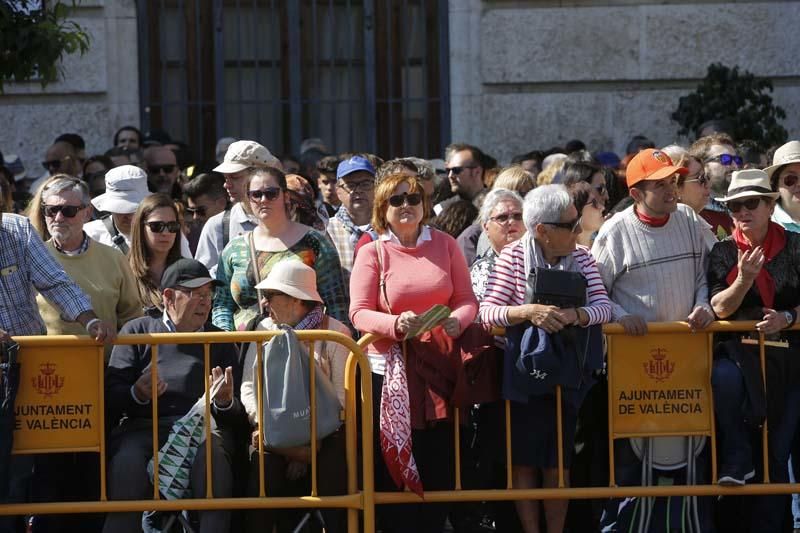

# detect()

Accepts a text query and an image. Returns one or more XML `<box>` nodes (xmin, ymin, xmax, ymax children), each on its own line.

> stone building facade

<box><xmin>0</xmin><ymin>0</ymin><xmax>798</xmax><ymax>176</ymax></box>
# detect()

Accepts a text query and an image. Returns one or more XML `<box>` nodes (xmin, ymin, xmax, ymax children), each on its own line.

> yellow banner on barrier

<box><xmin>608</xmin><ymin>333</ymin><xmax>711</xmax><ymax>437</ymax></box>
<box><xmin>12</xmin><ymin>345</ymin><xmax>101</xmax><ymax>452</ymax></box>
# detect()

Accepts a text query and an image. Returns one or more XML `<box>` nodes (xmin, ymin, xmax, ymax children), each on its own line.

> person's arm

<box><xmin>105</xmin><ymin>325</ymin><xmax>146</xmax><ymax>420</ymax></box>
<box><xmin>312</xmin><ymin>233</ymin><xmax>353</xmax><ymax>332</ymax></box>
<box><xmin>478</xmin><ymin>243</ymin><xmax>524</xmax><ymax>327</ymax></box>
<box><xmin>211</xmin><ymin>243</ymin><xmax>237</xmax><ymax>331</ymax></box>
<box><xmin>709</xmin><ymin>243</ymin><xmax>759</xmax><ymax>319</ymax></box>
<box><xmin>349</xmin><ymin>243</ymin><xmax>403</xmax><ymax>340</ymax></box>
<box><xmin>239</xmin><ymin>340</ymin><xmax>259</xmax><ymax>426</ymax></box>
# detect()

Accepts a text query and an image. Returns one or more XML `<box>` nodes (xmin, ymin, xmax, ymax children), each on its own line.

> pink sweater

<box><xmin>349</xmin><ymin>228</ymin><xmax>479</xmax><ymax>358</ymax></box>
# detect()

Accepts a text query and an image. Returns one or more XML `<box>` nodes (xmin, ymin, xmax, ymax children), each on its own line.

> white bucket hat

<box><xmin>255</xmin><ymin>260</ymin><xmax>323</xmax><ymax>303</ymax></box>
<box><xmin>213</xmin><ymin>140</ymin><xmax>281</xmax><ymax>174</ymax></box>
<box><xmin>719</xmin><ymin>169</ymin><xmax>780</xmax><ymax>203</ymax></box>
<box><xmin>91</xmin><ymin>165</ymin><xmax>150</xmax><ymax>214</ymax></box>
<box><xmin>764</xmin><ymin>140</ymin><xmax>800</xmax><ymax>179</ymax></box>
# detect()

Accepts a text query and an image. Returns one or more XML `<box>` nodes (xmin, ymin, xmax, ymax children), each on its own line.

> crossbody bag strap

<box><xmin>248</xmin><ymin>231</ymin><xmax>264</xmax><ymax>314</ymax></box>
<box><xmin>373</xmin><ymin>238</ymin><xmax>393</xmax><ymax>314</ymax></box>
<box><xmin>103</xmin><ymin>215</ymin><xmax>129</xmax><ymax>255</ymax></box>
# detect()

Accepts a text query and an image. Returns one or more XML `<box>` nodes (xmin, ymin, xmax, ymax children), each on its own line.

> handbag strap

<box><xmin>374</xmin><ymin>239</ymin><xmax>393</xmax><ymax>314</ymax></box>
<box><xmin>248</xmin><ymin>231</ymin><xmax>264</xmax><ymax>314</ymax></box>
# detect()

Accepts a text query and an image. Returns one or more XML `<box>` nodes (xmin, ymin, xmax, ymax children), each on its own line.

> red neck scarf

<box><xmin>635</xmin><ymin>207</ymin><xmax>670</xmax><ymax>227</ymax></box>
<box><xmin>725</xmin><ymin>221</ymin><xmax>786</xmax><ymax>309</ymax></box>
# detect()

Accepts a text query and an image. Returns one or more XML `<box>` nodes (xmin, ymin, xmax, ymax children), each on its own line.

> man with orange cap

<box><xmin>591</xmin><ymin>148</ymin><xmax>716</xmax><ymax>530</ymax></box>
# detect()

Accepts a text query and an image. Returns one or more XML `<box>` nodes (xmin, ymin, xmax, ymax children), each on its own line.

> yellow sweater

<box><xmin>37</xmin><ymin>239</ymin><xmax>143</xmax><ymax>340</ymax></box>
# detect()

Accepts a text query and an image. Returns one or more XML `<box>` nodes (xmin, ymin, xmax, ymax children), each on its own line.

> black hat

<box><xmin>161</xmin><ymin>259</ymin><xmax>222</xmax><ymax>290</ymax></box>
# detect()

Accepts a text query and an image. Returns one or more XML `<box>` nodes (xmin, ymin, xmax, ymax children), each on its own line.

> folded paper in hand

<box><xmin>404</xmin><ymin>304</ymin><xmax>451</xmax><ymax>340</ymax></box>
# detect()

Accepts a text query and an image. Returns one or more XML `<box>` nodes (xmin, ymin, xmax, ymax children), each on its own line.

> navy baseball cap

<box><xmin>336</xmin><ymin>156</ymin><xmax>375</xmax><ymax>179</ymax></box>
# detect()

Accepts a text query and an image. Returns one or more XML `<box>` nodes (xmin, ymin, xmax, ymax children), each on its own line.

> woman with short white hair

<box><xmin>471</xmin><ymin>188</ymin><xmax>525</xmax><ymax>300</ymax></box>
<box><xmin>479</xmin><ymin>184</ymin><xmax>612</xmax><ymax>533</ymax></box>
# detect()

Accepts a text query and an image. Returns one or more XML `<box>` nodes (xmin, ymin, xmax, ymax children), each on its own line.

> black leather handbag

<box><xmin>524</xmin><ymin>267</ymin><xmax>587</xmax><ymax>308</ymax></box>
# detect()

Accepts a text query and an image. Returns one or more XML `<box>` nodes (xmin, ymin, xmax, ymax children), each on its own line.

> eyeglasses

<box><xmin>594</xmin><ymin>184</ymin><xmax>607</xmax><ymax>196</ymax></box>
<box><xmin>338</xmin><ymin>179</ymin><xmax>375</xmax><ymax>193</ymax></box>
<box><xmin>263</xmin><ymin>291</ymin><xmax>286</xmax><ymax>302</ymax></box>
<box><xmin>683</xmin><ymin>173</ymin><xmax>709</xmax><ymax>186</ymax></box>
<box><xmin>781</xmin><ymin>174</ymin><xmax>799</xmax><ymax>188</ymax></box>
<box><xmin>705</xmin><ymin>154</ymin><xmax>743</xmax><ymax>167</ymax></box>
<box><xmin>446</xmin><ymin>165</ymin><xmax>478</xmax><ymax>175</ymax></box>
<box><xmin>176</xmin><ymin>287</ymin><xmax>217</xmax><ymax>302</ymax></box>
<box><xmin>185</xmin><ymin>206</ymin><xmax>207</xmax><ymax>217</ymax></box>
<box><xmin>388</xmin><ymin>192</ymin><xmax>422</xmax><ymax>208</ymax></box>
<box><xmin>42</xmin><ymin>204</ymin><xmax>86</xmax><ymax>218</ymax></box>
<box><xmin>248</xmin><ymin>187</ymin><xmax>282</xmax><ymax>202</ymax></box>
<box><xmin>490</xmin><ymin>212</ymin><xmax>523</xmax><ymax>224</ymax></box>
<box><xmin>41</xmin><ymin>157</ymin><xmax>69</xmax><ymax>172</ymax></box>
<box><xmin>544</xmin><ymin>217</ymin><xmax>582</xmax><ymax>233</ymax></box>
<box><xmin>145</xmin><ymin>220</ymin><xmax>181</xmax><ymax>233</ymax></box>
<box><xmin>727</xmin><ymin>197</ymin><xmax>764</xmax><ymax>213</ymax></box>
<box><xmin>148</xmin><ymin>164</ymin><xmax>176</xmax><ymax>175</ymax></box>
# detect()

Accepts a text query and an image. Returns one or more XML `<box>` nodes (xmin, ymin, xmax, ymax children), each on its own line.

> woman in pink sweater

<box><xmin>350</xmin><ymin>173</ymin><xmax>478</xmax><ymax>533</ymax></box>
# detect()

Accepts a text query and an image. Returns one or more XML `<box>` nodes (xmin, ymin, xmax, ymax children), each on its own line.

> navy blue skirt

<box><xmin>510</xmin><ymin>395</ymin><xmax>578</xmax><ymax>469</ymax></box>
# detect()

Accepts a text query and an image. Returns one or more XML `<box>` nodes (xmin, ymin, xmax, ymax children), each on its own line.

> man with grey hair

<box><xmin>195</xmin><ymin>140</ymin><xmax>282</xmax><ymax>276</ymax></box>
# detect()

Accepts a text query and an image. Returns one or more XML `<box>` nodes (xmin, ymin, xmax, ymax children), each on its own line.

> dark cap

<box><xmin>161</xmin><ymin>259</ymin><xmax>222</xmax><ymax>290</ymax></box>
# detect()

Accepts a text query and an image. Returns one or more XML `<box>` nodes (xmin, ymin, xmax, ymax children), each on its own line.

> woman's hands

<box><xmin>757</xmin><ymin>307</ymin><xmax>790</xmax><ymax>335</ymax></box>
<box><xmin>737</xmin><ymin>247</ymin><xmax>765</xmax><ymax>284</ymax></box>
<box><xmin>396</xmin><ymin>311</ymin><xmax>462</xmax><ymax>338</ymax></box>
<box><xmin>525</xmin><ymin>304</ymin><xmax>577</xmax><ymax>333</ymax></box>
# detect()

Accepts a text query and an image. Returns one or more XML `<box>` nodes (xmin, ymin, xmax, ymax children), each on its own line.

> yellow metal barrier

<box><xmin>2</xmin><ymin>322</ymin><xmax>799</xmax><ymax>532</ymax></box>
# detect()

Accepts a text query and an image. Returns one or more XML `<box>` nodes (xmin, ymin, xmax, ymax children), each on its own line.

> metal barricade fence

<box><xmin>2</xmin><ymin>322</ymin><xmax>799</xmax><ymax>533</ymax></box>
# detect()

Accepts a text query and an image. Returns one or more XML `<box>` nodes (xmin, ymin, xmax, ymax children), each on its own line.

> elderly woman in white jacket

<box><xmin>240</xmin><ymin>259</ymin><xmax>350</xmax><ymax>533</ymax></box>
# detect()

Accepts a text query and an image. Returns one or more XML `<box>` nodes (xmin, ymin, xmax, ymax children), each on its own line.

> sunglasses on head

<box><xmin>145</xmin><ymin>220</ymin><xmax>181</xmax><ymax>233</ymax></box>
<box><xmin>446</xmin><ymin>164</ymin><xmax>478</xmax><ymax>175</ymax></box>
<box><xmin>388</xmin><ymin>192</ymin><xmax>422</xmax><ymax>208</ymax></box>
<box><xmin>781</xmin><ymin>174</ymin><xmax>799</xmax><ymax>188</ymax></box>
<box><xmin>727</xmin><ymin>197</ymin><xmax>764</xmax><ymax>213</ymax></box>
<box><xmin>705</xmin><ymin>154</ymin><xmax>743</xmax><ymax>167</ymax></box>
<box><xmin>544</xmin><ymin>216</ymin><xmax>582</xmax><ymax>233</ymax></box>
<box><xmin>490</xmin><ymin>212</ymin><xmax>523</xmax><ymax>224</ymax></box>
<box><xmin>42</xmin><ymin>204</ymin><xmax>86</xmax><ymax>218</ymax></box>
<box><xmin>248</xmin><ymin>187</ymin><xmax>282</xmax><ymax>202</ymax></box>
<box><xmin>148</xmin><ymin>164</ymin><xmax>176</xmax><ymax>175</ymax></box>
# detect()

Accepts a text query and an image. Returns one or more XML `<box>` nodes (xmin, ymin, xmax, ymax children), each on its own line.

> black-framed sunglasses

<box><xmin>145</xmin><ymin>220</ymin><xmax>181</xmax><ymax>233</ymax></box>
<box><xmin>248</xmin><ymin>187</ymin><xmax>282</xmax><ymax>202</ymax></box>
<box><xmin>705</xmin><ymin>154</ymin><xmax>743</xmax><ymax>167</ymax></box>
<box><xmin>490</xmin><ymin>212</ymin><xmax>523</xmax><ymax>224</ymax></box>
<box><xmin>42</xmin><ymin>204</ymin><xmax>86</xmax><ymax>218</ymax></box>
<box><xmin>148</xmin><ymin>164</ymin><xmax>176</xmax><ymax>175</ymax></box>
<box><xmin>388</xmin><ymin>192</ymin><xmax>422</xmax><ymax>208</ymax></box>
<box><xmin>727</xmin><ymin>197</ymin><xmax>764</xmax><ymax>213</ymax></box>
<box><xmin>446</xmin><ymin>164</ymin><xmax>478</xmax><ymax>175</ymax></box>
<box><xmin>41</xmin><ymin>158</ymin><xmax>66</xmax><ymax>172</ymax></box>
<box><xmin>544</xmin><ymin>217</ymin><xmax>582</xmax><ymax>233</ymax></box>
<box><xmin>185</xmin><ymin>206</ymin><xmax>208</xmax><ymax>217</ymax></box>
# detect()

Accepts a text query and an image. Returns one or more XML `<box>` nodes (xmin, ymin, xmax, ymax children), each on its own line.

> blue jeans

<box><xmin>711</xmin><ymin>358</ymin><xmax>752</xmax><ymax>471</ymax></box>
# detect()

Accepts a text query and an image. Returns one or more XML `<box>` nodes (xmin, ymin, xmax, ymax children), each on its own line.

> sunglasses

<box><xmin>185</xmin><ymin>206</ymin><xmax>207</xmax><ymax>217</ymax></box>
<box><xmin>248</xmin><ymin>187</ymin><xmax>282</xmax><ymax>202</ymax></box>
<box><xmin>446</xmin><ymin>164</ymin><xmax>478</xmax><ymax>175</ymax></box>
<box><xmin>148</xmin><ymin>164</ymin><xmax>176</xmax><ymax>174</ymax></box>
<box><xmin>544</xmin><ymin>217</ymin><xmax>582</xmax><ymax>233</ymax></box>
<box><xmin>705</xmin><ymin>154</ymin><xmax>743</xmax><ymax>167</ymax></box>
<box><xmin>42</xmin><ymin>204</ymin><xmax>86</xmax><ymax>218</ymax></box>
<box><xmin>781</xmin><ymin>174</ymin><xmax>799</xmax><ymax>188</ymax></box>
<box><xmin>388</xmin><ymin>192</ymin><xmax>422</xmax><ymax>208</ymax></box>
<box><xmin>42</xmin><ymin>158</ymin><xmax>67</xmax><ymax>172</ymax></box>
<box><xmin>727</xmin><ymin>197</ymin><xmax>764</xmax><ymax>213</ymax></box>
<box><xmin>490</xmin><ymin>212</ymin><xmax>523</xmax><ymax>224</ymax></box>
<box><xmin>683</xmin><ymin>173</ymin><xmax>709</xmax><ymax>186</ymax></box>
<box><xmin>145</xmin><ymin>220</ymin><xmax>181</xmax><ymax>233</ymax></box>
<box><xmin>594</xmin><ymin>184</ymin><xmax>607</xmax><ymax>196</ymax></box>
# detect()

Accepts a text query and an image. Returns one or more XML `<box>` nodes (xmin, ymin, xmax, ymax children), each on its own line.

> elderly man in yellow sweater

<box><xmin>34</xmin><ymin>175</ymin><xmax>142</xmax><ymax>352</ymax></box>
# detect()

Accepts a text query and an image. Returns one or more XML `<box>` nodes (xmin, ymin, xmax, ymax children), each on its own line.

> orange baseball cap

<box><xmin>625</xmin><ymin>148</ymin><xmax>688</xmax><ymax>187</ymax></box>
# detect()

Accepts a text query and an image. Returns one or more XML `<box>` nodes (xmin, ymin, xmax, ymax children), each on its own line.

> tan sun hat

<box><xmin>213</xmin><ymin>140</ymin><xmax>281</xmax><ymax>174</ymax></box>
<box><xmin>254</xmin><ymin>260</ymin><xmax>323</xmax><ymax>303</ymax></box>
<box><xmin>719</xmin><ymin>169</ymin><xmax>780</xmax><ymax>203</ymax></box>
<box><xmin>763</xmin><ymin>140</ymin><xmax>800</xmax><ymax>179</ymax></box>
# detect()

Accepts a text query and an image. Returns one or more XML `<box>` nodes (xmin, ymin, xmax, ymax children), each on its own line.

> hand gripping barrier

<box><xmin>2</xmin><ymin>322</ymin><xmax>800</xmax><ymax>533</ymax></box>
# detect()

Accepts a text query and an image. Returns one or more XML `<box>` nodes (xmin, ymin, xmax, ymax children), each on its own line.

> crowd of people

<box><xmin>1</xmin><ymin>124</ymin><xmax>800</xmax><ymax>533</ymax></box>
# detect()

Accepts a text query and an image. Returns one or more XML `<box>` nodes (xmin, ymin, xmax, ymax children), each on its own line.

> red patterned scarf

<box><xmin>725</xmin><ymin>221</ymin><xmax>786</xmax><ymax>309</ymax></box>
<box><xmin>380</xmin><ymin>342</ymin><xmax>423</xmax><ymax>496</ymax></box>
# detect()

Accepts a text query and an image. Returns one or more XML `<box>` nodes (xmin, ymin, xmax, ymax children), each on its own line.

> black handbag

<box><xmin>524</xmin><ymin>267</ymin><xmax>587</xmax><ymax>308</ymax></box>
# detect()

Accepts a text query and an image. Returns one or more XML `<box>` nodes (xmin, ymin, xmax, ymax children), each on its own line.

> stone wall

<box><xmin>0</xmin><ymin>0</ymin><xmax>139</xmax><ymax>180</ymax></box>
<box><xmin>450</xmin><ymin>0</ymin><xmax>800</xmax><ymax>163</ymax></box>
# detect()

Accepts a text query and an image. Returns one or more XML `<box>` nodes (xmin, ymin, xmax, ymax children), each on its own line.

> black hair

<box><xmin>564</xmin><ymin>139</ymin><xmax>586</xmax><ymax>154</ymax></box>
<box><xmin>113</xmin><ymin>125</ymin><xmax>143</xmax><ymax>147</ymax></box>
<box><xmin>511</xmin><ymin>150</ymin><xmax>544</xmax><ymax>165</ymax></box>
<box><xmin>54</xmin><ymin>133</ymin><xmax>85</xmax><ymax>151</ymax></box>
<box><xmin>625</xmin><ymin>135</ymin><xmax>655</xmax><ymax>156</ymax></box>
<box><xmin>183</xmin><ymin>172</ymin><xmax>227</xmax><ymax>201</ymax></box>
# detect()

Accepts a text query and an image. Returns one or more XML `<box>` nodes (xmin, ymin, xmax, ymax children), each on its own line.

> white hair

<box><xmin>41</xmin><ymin>176</ymin><xmax>91</xmax><ymax>206</ymax></box>
<box><xmin>661</xmin><ymin>144</ymin><xmax>688</xmax><ymax>166</ymax></box>
<box><xmin>479</xmin><ymin>188</ymin><xmax>523</xmax><ymax>225</ymax></box>
<box><xmin>523</xmin><ymin>184</ymin><xmax>571</xmax><ymax>234</ymax></box>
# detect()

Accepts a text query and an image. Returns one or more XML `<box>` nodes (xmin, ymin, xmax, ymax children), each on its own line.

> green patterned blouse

<box><xmin>211</xmin><ymin>230</ymin><xmax>350</xmax><ymax>331</ymax></box>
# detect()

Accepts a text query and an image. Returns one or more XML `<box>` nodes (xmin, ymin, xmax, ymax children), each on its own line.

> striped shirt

<box><xmin>479</xmin><ymin>240</ymin><xmax>612</xmax><ymax>327</ymax></box>
<box><xmin>0</xmin><ymin>213</ymin><xmax>92</xmax><ymax>336</ymax></box>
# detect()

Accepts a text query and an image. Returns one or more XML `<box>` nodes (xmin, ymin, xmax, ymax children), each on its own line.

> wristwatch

<box><xmin>783</xmin><ymin>309</ymin><xmax>797</xmax><ymax>329</ymax></box>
